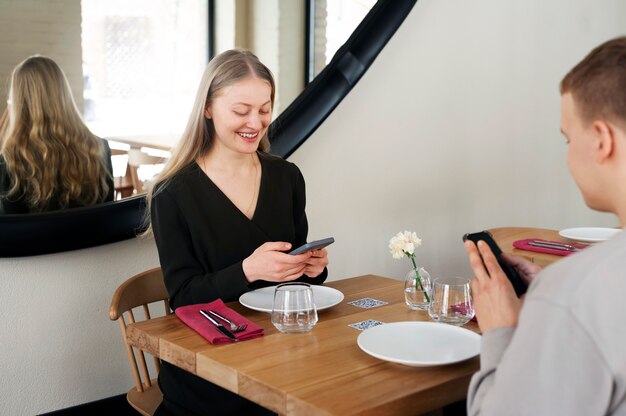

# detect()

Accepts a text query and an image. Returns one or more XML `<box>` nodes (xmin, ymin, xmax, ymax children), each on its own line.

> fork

<box><xmin>528</xmin><ymin>240</ymin><xmax>580</xmax><ymax>252</ymax></box>
<box><xmin>206</xmin><ymin>310</ymin><xmax>248</xmax><ymax>332</ymax></box>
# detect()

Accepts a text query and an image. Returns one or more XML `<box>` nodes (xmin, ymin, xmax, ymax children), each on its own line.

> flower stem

<box><xmin>410</xmin><ymin>255</ymin><xmax>430</xmax><ymax>302</ymax></box>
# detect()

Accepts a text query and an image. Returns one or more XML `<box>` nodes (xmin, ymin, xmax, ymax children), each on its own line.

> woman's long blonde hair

<box><xmin>144</xmin><ymin>49</ymin><xmax>275</xmax><ymax>235</ymax></box>
<box><xmin>0</xmin><ymin>55</ymin><xmax>110</xmax><ymax>211</ymax></box>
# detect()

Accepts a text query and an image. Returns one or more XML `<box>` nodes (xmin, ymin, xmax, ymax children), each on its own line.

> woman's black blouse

<box><xmin>151</xmin><ymin>151</ymin><xmax>327</xmax><ymax>311</ymax></box>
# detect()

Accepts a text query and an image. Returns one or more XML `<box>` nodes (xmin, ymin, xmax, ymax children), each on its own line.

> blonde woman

<box><xmin>0</xmin><ymin>56</ymin><xmax>113</xmax><ymax>214</ymax></box>
<box><xmin>148</xmin><ymin>49</ymin><xmax>329</xmax><ymax>415</ymax></box>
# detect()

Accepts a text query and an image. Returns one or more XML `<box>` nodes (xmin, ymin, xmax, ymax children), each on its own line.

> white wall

<box><xmin>290</xmin><ymin>0</ymin><xmax>624</xmax><ymax>283</ymax></box>
<box><xmin>0</xmin><ymin>239</ymin><xmax>160</xmax><ymax>415</ymax></box>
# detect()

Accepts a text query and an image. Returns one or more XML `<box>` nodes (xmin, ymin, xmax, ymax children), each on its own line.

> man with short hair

<box><xmin>464</xmin><ymin>37</ymin><xmax>626</xmax><ymax>415</ymax></box>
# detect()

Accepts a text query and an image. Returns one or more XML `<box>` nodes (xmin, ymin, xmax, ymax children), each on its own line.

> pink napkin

<box><xmin>512</xmin><ymin>239</ymin><xmax>586</xmax><ymax>257</ymax></box>
<box><xmin>175</xmin><ymin>299</ymin><xmax>264</xmax><ymax>344</ymax></box>
<box><xmin>451</xmin><ymin>303</ymin><xmax>477</xmax><ymax>322</ymax></box>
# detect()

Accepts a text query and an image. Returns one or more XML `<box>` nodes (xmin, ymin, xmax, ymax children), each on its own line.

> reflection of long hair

<box><xmin>0</xmin><ymin>110</ymin><xmax>8</xmax><ymax>146</ymax></box>
<box><xmin>144</xmin><ymin>49</ymin><xmax>275</xmax><ymax>234</ymax></box>
<box><xmin>1</xmin><ymin>55</ymin><xmax>110</xmax><ymax>211</ymax></box>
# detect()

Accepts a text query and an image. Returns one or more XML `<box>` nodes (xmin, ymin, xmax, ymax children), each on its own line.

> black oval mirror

<box><xmin>0</xmin><ymin>0</ymin><xmax>416</xmax><ymax>257</ymax></box>
<box><xmin>0</xmin><ymin>195</ymin><xmax>146</xmax><ymax>257</ymax></box>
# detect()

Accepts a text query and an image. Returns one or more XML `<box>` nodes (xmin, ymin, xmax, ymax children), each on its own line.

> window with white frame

<box><xmin>81</xmin><ymin>0</ymin><xmax>208</xmax><ymax>148</ymax></box>
<box><xmin>309</xmin><ymin>0</ymin><xmax>376</xmax><ymax>82</ymax></box>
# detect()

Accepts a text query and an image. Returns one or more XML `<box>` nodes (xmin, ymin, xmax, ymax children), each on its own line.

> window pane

<box><xmin>81</xmin><ymin>0</ymin><xmax>208</xmax><ymax>146</ymax></box>
<box><xmin>311</xmin><ymin>0</ymin><xmax>376</xmax><ymax>80</ymax></box>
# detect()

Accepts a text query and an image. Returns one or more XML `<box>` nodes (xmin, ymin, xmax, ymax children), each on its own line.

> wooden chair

<box><xmin>113</xmin><ymin>176</ymin><xmax>135</xmax><ymax>200</ymax></box>
<box><xmin>110</xmin><ymin>148</ymin><xmax>134</xmax><ymax>200</ymax></box>
<box><xmin>109</xmin><ymin>268</ymin><xmax>171</xmax><ymax>416</ymax></box>
<box><xmin>127</xmin><ymin>149</ymin><xmax>166</xmax><ymax>194</ymax></box>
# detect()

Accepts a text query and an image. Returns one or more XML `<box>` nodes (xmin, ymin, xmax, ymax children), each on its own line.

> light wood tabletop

<box><xmin>127</xmin><ymin>275</ymin><xmax>481</xmax><ymax>415</ymax></box>
<box><xmin>489</xmin><ymin>227</ymin><xmax>569</xmax><ymax>267</ymax></box>
<box><xmin>108</xmin><ymin>136</ymin><xmax>173</xmax><ymax>151</ymax></box>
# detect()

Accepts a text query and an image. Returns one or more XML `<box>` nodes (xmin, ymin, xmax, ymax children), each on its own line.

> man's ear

<box><xmin>592</xmin><ymin>120</ymin><xmax>615</xmax><ymax>163</ymax></box>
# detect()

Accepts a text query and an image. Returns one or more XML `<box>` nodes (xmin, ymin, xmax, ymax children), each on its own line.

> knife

<box><xmin>199</xmin><ymin>310</ymin><xmax>238</xmax><ymax>341</ymax></box>
<box><xmin>528</xmin><ymin>241</ymin><xmax>579</xmax><ymax>252</ymax></box>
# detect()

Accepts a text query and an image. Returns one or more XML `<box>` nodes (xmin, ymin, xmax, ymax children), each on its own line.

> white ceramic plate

<box><xmin>239</xmin><ymin>285</ymin><xmax>344</xmax><ymax>313</ymax></box>
<box><xmin>558</xmin><ymin>227</ymin><xmax>620</xmax><ymax>243</ymax></box>
<box><xmin>357</xmin><ymin>322</ymin><xmax>481</xmax><ymax>367</ymax></box>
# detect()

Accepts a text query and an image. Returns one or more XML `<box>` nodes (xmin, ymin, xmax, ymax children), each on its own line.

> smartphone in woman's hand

<box><xmin>289</xmin><ymin>237</ymin><xmax>335</xmax><ymax>255</ymax></box>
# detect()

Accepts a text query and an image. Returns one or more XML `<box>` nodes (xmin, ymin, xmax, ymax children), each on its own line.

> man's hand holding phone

<box><xmin>501</xmin><ymin>252</ymin><xmax>542</xmax><ymax>286</ymax></box>
<box><xmin>463</xmin><ymin>231</ymin><xmax>529</xmax><ymax>297</ymax></box>
<box><xmin>464</xmin><ymin>240</ymin><xmax>523</xmax><ymax>333</ymax></box>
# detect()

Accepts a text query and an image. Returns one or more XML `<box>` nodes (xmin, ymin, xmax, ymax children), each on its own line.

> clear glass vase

<box><xmin>404</xmin><ymin>266</ymin><xmax>432</xmax><ymax>310</ymax></box>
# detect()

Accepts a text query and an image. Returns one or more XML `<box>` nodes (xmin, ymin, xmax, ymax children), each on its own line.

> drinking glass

<box><xmin>427</xmin><ymin>277</ymin><xmax>474</xmax><ymax>326</ymax></box>
<box><xmin>271</xmin><ymin>283</ymin><xmax>318</xmax><ymax>333</ymax></box>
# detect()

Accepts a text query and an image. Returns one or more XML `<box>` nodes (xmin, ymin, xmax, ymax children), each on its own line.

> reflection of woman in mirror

<box><xmin>146</xmin><ymin>49</ymin><xmax>329</xmax><ymax>415</ymax></box>
<box><xmin>0</xmin><ymin>56</ymin><xmax>113</xmax><ymax>214</ymax></box>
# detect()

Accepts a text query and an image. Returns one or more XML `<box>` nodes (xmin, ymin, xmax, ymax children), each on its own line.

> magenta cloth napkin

<box><xmin>451</xmin><ymin>303</ymin><xmax>477</xmax><ymax>322</ymax></box>
<box><xmin>175</xmin><ymin>299</ymin><xmax>264</xmax><ymax>344</ymax></box>
<box><xmin>512</xmin><ymin>239</ymin><xmax>586</xmax><ymax>257</ymax></box>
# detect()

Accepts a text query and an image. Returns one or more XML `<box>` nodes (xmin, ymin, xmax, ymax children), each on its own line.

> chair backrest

<box><xmin>111</xmin><ymin>148</ymin><xmax>134</xmax><ymax>199</ymax></box>
<box><xmin>109</xmin><ymin>267</ymin><xmax>170</xmax><ymax>395</ymax></box>
<box><xmin>126</xmin><ymin>149</ymin><xmax>166</xmax><ymax>194</ymax></box>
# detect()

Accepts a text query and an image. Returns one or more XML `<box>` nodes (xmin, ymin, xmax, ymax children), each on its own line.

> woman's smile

<box><xmin>237</xmin><ymin>131</ymin><xmax>259</xmax><ymax>142</ymax></box>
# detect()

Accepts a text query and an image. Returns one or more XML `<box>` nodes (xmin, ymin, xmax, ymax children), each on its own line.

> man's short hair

<box><xmin>561</xmin><ymin>36</ymin><xmax>626</xmax><ymax>125</ymax></box>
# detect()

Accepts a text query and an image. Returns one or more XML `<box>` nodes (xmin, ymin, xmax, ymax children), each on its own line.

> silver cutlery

<box><xmin>528</xmin><ymin>241</ymin><xmax>580</xmax><ymax>252</ymax></box>
<box><xmin>199</xmin><ymin>310</ymin><xmax>238</xmax><ymax>341</ymax></box>
<box><xmin>207</xmin><ymin>310</ymin><xmax>248</xmax><ymax>332</ymax></box>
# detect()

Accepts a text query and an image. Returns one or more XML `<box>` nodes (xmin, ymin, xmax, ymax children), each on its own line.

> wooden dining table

<box><xmin>127</xmin><ymin>275</ymin><xmax>481</xmax><ymax>415</ymax></box>
<box><xmin>108</xmin><ymin>136</ymin><xmax>173</xmax><ymax>152</ymax></box>
<box><xmin>108</xmin><ymin>137</ymin><xmax>171</xmax><ymax>199</ymax></box>
<box><xmin>125</xmin><ymin>227</ymin><xmax>567</xmax><ymax>415</ymax></box>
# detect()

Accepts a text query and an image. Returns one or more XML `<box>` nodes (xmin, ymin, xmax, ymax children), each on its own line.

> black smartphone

<box><xmin>289</xmin><ymin>237</ymin><xmax>335</xmax><ymax>255</ymax></box>
<box><xmin>463</xmin><ymin>230</ymin><xmax>528</xmax><ymax>297</ymax></box>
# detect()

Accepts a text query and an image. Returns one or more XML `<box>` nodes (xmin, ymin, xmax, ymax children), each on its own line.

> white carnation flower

<box><xmin>390</xmin><ymin>246</ymin><xmax>404</xmax><ymax>259</ymax></box>
<box><xmin>403</xmin><ymin>242</ymin><xmax>415</xmax><ymax>255</ymax></box>
<box><xmin>389</xmin><ymin>235</ymin><xmax>405</xmax><ymax>259</ymax></box>
<box><xmin>406</xmin><ymin>231</ymin><xmax>421</xmax><ymax>246</ymax></box>
<box><xmin>389</xmin><ymin>230</ymin><xmax>422</xmax><ymax>260</ymax></box>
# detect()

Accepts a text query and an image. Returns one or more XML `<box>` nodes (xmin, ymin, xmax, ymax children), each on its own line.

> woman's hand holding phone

<box><xmin>242</xmin><ymin>238</ymin><xmax>332</xmax><ymax>282</ymax></box>
<box><xmin>242</xmin><ymin>241</ymin><xmax>312</xmax><ymax>283</ymax></box>
<box><xmin>288</xmin><ymin>237</ymin><xmax>332</xmax><ymax>278</ymax></box>
<box><xmin>289</xmin><ymin>237</ymin><xmax>334</xmax><ymax>255</ymax></box>
<box><xmin>303</xmin><ymin>248</ymin><xmax>329</xmax><ymax>278</ymax></box>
